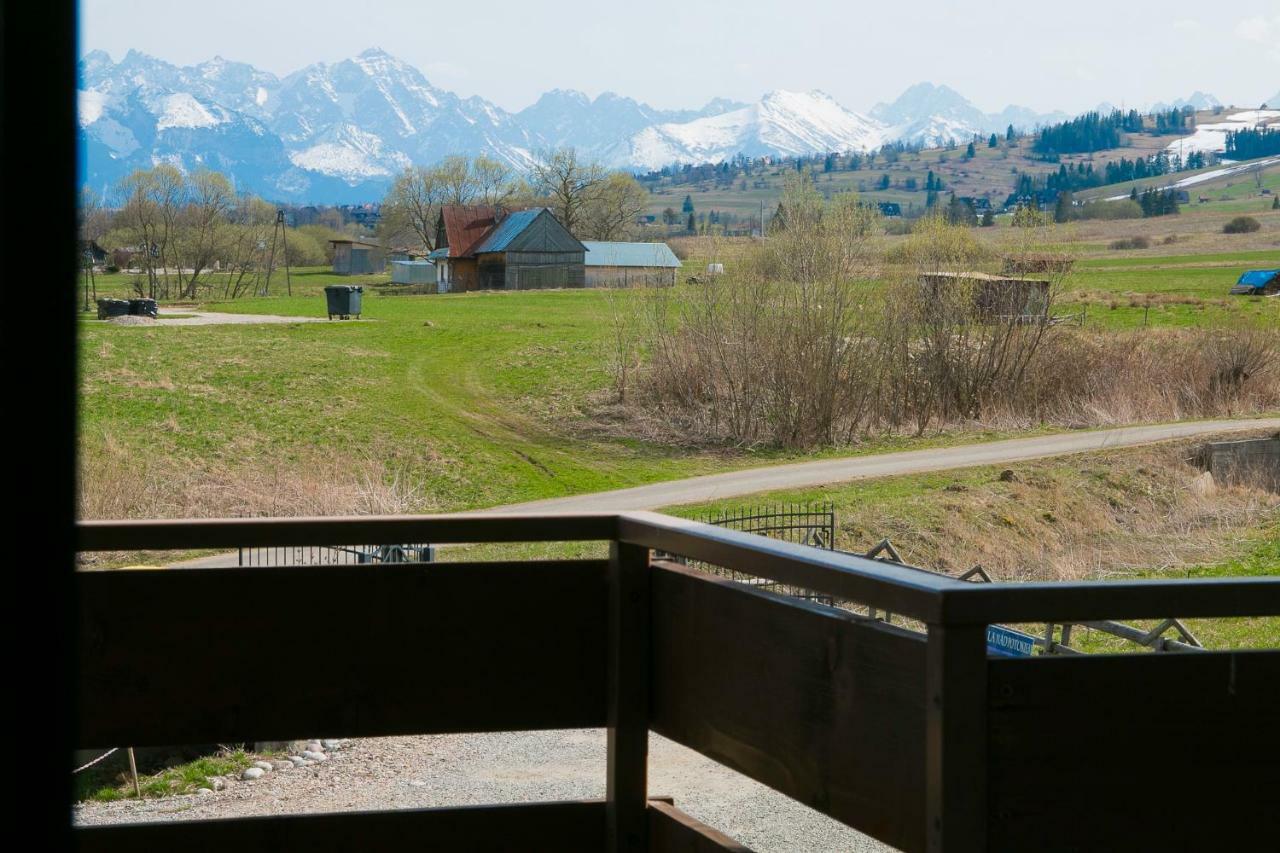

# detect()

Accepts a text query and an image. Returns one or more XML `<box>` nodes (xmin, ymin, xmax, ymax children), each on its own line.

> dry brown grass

<box><xmin>832</xmin><ymin>437</ymin><xmax>1279</xmax><ymax>583</ymax></box>
<box><xmin>78</xmin><ymin>431</ymin><xmax>437</xmax><ymax>521</ymax></box>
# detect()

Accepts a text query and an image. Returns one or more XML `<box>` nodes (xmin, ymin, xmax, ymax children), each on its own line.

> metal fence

<box><xmin>661</xmin><ymin>503</ymin><xmax>839</xmax><ymax>603</ymax></box>
<box><xmin>238</xmin><ymin>543</ymin><xmax>435</xmax><ymax>567</ymax></box>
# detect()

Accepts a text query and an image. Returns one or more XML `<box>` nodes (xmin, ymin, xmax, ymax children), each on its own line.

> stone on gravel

<box><xmin>252</xmin><ymin>761</ymin><xmax>274</xmax><ymax>772</ymax></box>
<box><xmin>306</xmin><ymin>741</ymin><xmax>323</xmax><ymax>753</ymax></box>
<box><xmin>211</xmin><ymin>777</ymin><xmax>226</xmax><ymax>791</ymax></box>
<box><xmin>241</xmin><ymin>767</ymin><xmax>265</xmax><ymax>781</ymax></box>
<box><xmin>302</xmin><ymin>750</ymin><xmax>328</xmax><ymax>762</ymax></box>
<box><xmin>321</xmin><ymin>739</ymin><xmax>343</xmax><ymax>751</ymax></box>
<box><xmin>288</xmin><ymin>756</ymin><xmax>309</xmax><ymax>767</ymax></box>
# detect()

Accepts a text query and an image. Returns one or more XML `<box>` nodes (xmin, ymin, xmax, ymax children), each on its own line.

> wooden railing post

<box><xmin>607</xmin><ymin>541</ymin><xmax>651</xmax><ymax>853</ymax></box>
<box><xmin>925</xmin><ymin>623</ymin><xmax>988</xmax><ymax>853</ymax></box>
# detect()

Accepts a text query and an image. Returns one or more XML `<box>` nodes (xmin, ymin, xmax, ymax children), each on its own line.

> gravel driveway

<box><xmin>74</xmin><ymin>731</ymin><xmax>890</xmax><ymax>851</ymax></box>
<box><xmin>154</xmin><ymin>311</ymin><xmax>328</xmax><ymax>326</ymax></box>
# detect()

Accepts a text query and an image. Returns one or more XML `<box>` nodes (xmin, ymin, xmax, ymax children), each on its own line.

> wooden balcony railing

<box><xmin>75</xmin><ymin>512</ymin><xmax>1280</xmax><ymax>852</ymax></box>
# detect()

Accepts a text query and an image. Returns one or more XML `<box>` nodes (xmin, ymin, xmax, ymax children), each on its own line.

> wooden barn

<box><xmin>582</xmin><ymin>241</ymin><xmax>681</xmax><ymax>286</ymax></box>
<box><xmin>329</xmin><ymin>239</ymin><xmax>385</xmax><ymax>275</ymax></box>
<box><xmin>434</xmin><ymin>206</ymin><xmax>585</xmax><ymax>292</ymax></box>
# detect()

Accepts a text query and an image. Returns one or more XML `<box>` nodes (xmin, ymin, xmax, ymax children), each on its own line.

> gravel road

<box><xmin>74</xmin><ymin>731</ymin><xmax>889</xmax><ymax>851</ymax></box>
<box><xmin>153</xmin><ymin>311</ymin><xmax>327</xmax><ymax>326</ymax></box>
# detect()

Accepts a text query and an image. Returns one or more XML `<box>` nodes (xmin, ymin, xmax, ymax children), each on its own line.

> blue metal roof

<box><xmin>582</xmin><ymin>241</ymin><xmax>681</xmax><ymax>268</ymax></box>
<box><xmin>1236</xmin><ymin>269</ymin><xmax>1279</xmax><ymax>287</ymax></box>
<box><xmin>427</xmin><ymin>247</ymin><xmax>449</xmax><ymax>261</ymax></box>
<box><xmin>472</xmin><ymin>208</ymin><xmax>545</xmax><ymax>254</ymax></box>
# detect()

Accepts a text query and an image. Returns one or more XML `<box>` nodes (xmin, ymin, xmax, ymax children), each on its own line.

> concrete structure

<box><xmin>582</xmin><ymin>241</ymin><xmax>681</xmax><ymax>286</ymax></box>
<box><xmin>918</xmin><ymin>271</ymin><xmax>1051</xmax><ymax>319</ymax></box>
<box><xmin>1197</xmin><ymin>435</ymin><xmax>1280</xmax><ymax>492</ymax></box>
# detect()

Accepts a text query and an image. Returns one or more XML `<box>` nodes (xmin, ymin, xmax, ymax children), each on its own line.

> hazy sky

<box><xmin>81</xmin><ymin>0</ymin><xmax>1280</xmax><ymax>113</ymax></box>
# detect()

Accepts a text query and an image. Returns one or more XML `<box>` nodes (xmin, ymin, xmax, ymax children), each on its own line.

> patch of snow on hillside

<box><xmin>1164</xmin><ymin>110</ymin><xmax>1280</xmax><ymax>157</ymax></box>
<box><xmin>156</xmin><ymin>93</ymin><xmax>222</xmax><ymax>130</ymax></box>
<box><xmin>256</xmin><ymin>87</ymin><xmax>268</xmax><ymax>106</ymax></box>
<box><xmin>1104</xmin><ymin>155</ymin><xmax>1280</xmax><ymax>200</ymax></box>
<box><xmin>287</xmin><ymin>123</ymin><xmax>409</xmax><ymax>182</ymax></box>
<box><xmin>92</xmin><ymin>119</ymin><xmax>140</xmax><ymax>157</ymax></box>
<box><xmin>78</xmin><ymin>90</ymin><xmax>107</xmax><ymax>125</ymax></box>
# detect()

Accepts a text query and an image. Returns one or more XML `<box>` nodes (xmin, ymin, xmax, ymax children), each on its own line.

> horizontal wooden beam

<box><xmin>940</xmin><ymin>576</ymin><xmax>1280</xmax><ymax>624</ymax></box>
<box><xmin>648</xmin><ymin>800</ymin><xmax>754</xmax><ymax>852</ymax></box>
<box><xmin>77</xmin><ymin>560</ymin><xmax>608</xmax><ymax>747</ymax></box>
<box><xmin>74</xmin><ymin>799</ymin><xmax>608</xmax><ymax>852</ymax></box>
<box><xmin>620</xmin><ymin>512</ymin><xmax>953</xmax><ymax>622</ymax></box>
<box><xmin>77</xmin><ymin>513</ymin><xmax>620</xmax><ymax>551</ymax></box>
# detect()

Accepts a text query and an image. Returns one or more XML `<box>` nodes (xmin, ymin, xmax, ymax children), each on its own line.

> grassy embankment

<box><xmin>657</xmin><ymin>437</ymin><xmax>1279</xmax><ymax>649</ymax></box>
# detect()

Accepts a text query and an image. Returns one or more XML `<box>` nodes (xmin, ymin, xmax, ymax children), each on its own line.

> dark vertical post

<box><xmin>607</xmin><ymin>541</ymin><xmax>650</xmax><ymax>853</ymax></box>
<box><xmin>8</xmin><ymin>0</ymin><xmax>77</xmax><ymax>848</ymax></box>
<box><xmin>925</xmin><ymin>623</ymin><xmax>988</xmax><ymax>853</ymax></box>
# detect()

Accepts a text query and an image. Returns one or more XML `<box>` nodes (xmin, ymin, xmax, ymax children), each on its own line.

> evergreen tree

<box><xmin>1273</xmin><ymin>196</ymin><xmax>1279</xmax><ymax>210</ymax></box>
<box><xmin>981</xmin><ymin>209</ymin><xmax>995</xmax><ymax>227</ymax></box>
<box><xmin>1006</xmin><ymin>124</ymin><xmax>1016</xmax><ymax>142</ymax></box>
<box><xmin>687</xmin><ymin>211</ymin><xmax>696</xmax><ymax>232</ymax></box>
<box><xmin>1053</xmin><ymin>191</ymin><xmax>1073</xmax><ymax>223</ymax></box>
<box><xmin>878</xmin><ymin>173</ymin><xmax>891</xmax><ymax>190</ymax></box>
<box><xmin>988</xmin><ymin>133</ymin><xmax>999</xmax><ymax>148</ymax></box>
<box><xmin>681</xmin><ymin>194</ymin><xmax>694</xmax><ymax>214</ymax></box>
<box><xmin>965</xmin><ymin>141</ymin><xmax>976</xmax><ymax>159</ymax></box>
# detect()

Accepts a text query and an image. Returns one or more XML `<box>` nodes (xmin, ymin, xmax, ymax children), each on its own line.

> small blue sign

<box><xmin>986</xmin><ymin>624</ymin><xmax>1037</xmax><ymax>657</ymax></box>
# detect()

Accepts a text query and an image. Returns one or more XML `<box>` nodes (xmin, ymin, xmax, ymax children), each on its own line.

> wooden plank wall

<box><xmin>987</xmin><ymin>651</ymin><xmax>1280</xmax><ymax>851</ymax></box>
<box><xmin>649</xmin><ymin>562</ymin><xmax>928</xmax><ymax>853</ymax></box>
<box><xmin>77</xmin><ymin>560</ymin><xmax>608</xmax><ymax>747</ymax></box>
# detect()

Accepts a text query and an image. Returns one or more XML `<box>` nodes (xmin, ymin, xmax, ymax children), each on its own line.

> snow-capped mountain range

<box><xmin>76</xmin><ymin>47</ymin><xmax>1227</xmax><ymax>203</ymax></box>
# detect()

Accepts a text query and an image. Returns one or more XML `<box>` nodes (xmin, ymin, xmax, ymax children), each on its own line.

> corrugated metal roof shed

<box><xmin>472</xmin><ymin>209</ymin><xmax>545</xmax><ymax>254</ymax></box>
<box><xmin>582</xmin><ymin>241</ymin><xmax>681</xmax><ymax>268</ymax></box>
<box><xmin>391</xmin><ymin>260</ymin><xmax>438</xmax><ymax>285</ymax></box>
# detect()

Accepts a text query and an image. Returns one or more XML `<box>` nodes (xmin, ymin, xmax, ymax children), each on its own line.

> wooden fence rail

<box><xmin>74</xmin><ymin>513</ymin><xmax>1280</xmax><ymax>852</ymax></box>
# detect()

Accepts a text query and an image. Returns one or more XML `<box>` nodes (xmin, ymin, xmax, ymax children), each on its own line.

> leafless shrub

<box><xmin>615</xmin><ymin>186</ymin><xmax>1278</xmax><ymax>449</ymax></box>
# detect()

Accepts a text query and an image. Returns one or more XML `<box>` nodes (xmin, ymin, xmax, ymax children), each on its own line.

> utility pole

<box><xmin>263</xmin><ymin>210</ymin><xmax>292</xmax><ymax>296</ymax></box>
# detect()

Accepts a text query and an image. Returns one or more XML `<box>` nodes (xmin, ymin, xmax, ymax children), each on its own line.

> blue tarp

<box><xmin>1236</xmin><ymin>269</ymin><xmax>1279</xmax><ymax>289</ymax></box>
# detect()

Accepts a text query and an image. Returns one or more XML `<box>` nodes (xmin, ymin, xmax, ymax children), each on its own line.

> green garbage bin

<box><xmin>324</xmin><ymin>285</ymin><xmax>363</xmax><ymax>320</ymax></box>
<box><xmin>96</xmin><ymin>298</ymin><xmax>130</xmax><ymax>320</ymax></box>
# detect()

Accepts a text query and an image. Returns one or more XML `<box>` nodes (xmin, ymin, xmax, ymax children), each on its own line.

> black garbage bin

<box><xmin>96</xmin><ymin>298</ymin><xmax>130</xmax><ymax>320</ymax></box>
<box><xmin>324</xmin><ymin>285</ymin><xmax>363</xmax><ymax>320</ymax></box>
<box><xmin>128</xmin><ymin>298</ymin><xmax>158</xmax><ymax>318</ymax></box>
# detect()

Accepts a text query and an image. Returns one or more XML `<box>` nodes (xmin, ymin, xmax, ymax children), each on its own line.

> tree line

<box><xmin>379</xmin><ymin>149</ymin><xmax>649</xmax><ymax>253</ymax></box>
<box><xmin>1225</xmin><ymin>128</ymin><xmax>1280</xmax><ymax>160</ymax></box>
<box><xmin>82</xmin><ymin>165</ymin><xmax>347</xmax><ymax>300</ymax></box>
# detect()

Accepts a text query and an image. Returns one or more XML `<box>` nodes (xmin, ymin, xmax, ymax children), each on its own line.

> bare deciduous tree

<box><xmin>579</xmin><ymin>172</ymin><xmax>648</xmax><ymax>241</ymax></box>
<box><xmin>529</xmin><ymin>148</ymin><xmax>605</xmax><ymax>236</ymax></box>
